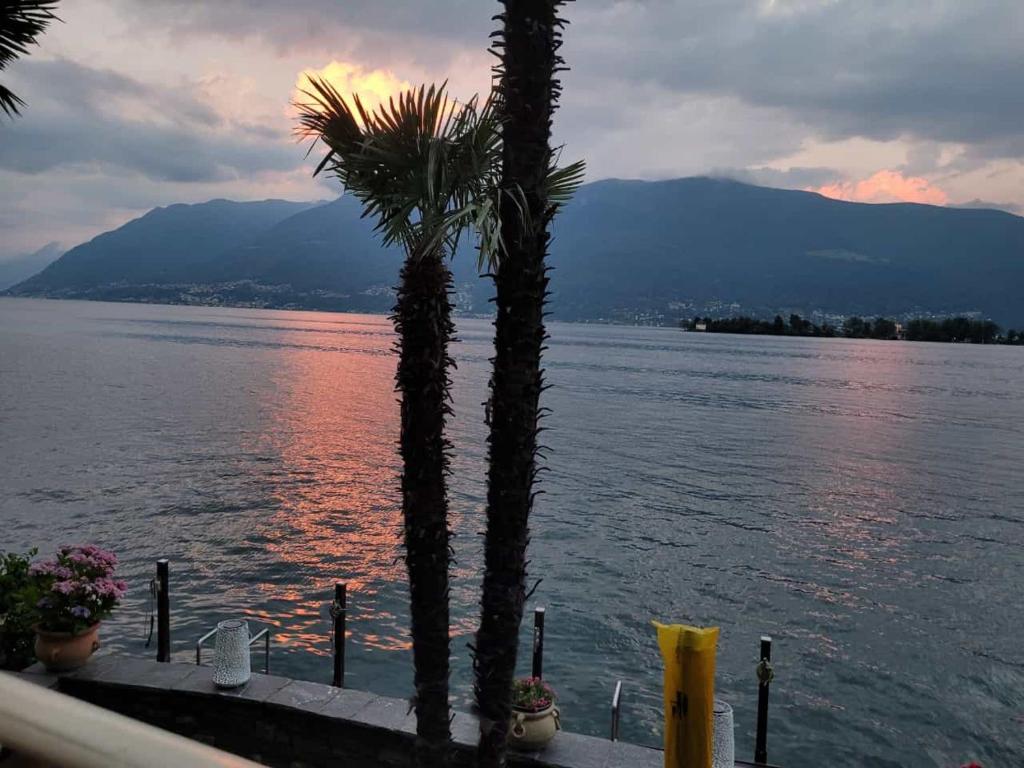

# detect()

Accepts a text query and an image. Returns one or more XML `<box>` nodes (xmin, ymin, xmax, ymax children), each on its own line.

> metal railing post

<box><xmin>332</xmin><ymin>583</ymin><xmax>347</xmax><ymax>688</ymax></box>
<box><xmin>156</xmin><ymin>559</ymin><xmax>170</xmax><ymax>663</ymax></box>
<box><xmin>754</xmin><ymin>635</ymin><xmax>773</xmax><ymax>764</ymax></box>
<box><xmin>531</xmin><ymin>606</ymin><xmax>545</xmax><ymax>679</ymax></box>
<box><xmin>610</xmin><ymin>680</ymin><xmax>623</xmax><ymax>741</ymax></box>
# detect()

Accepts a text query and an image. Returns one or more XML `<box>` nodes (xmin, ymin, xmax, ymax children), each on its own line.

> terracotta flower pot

<box><xmin>509</xmin><ymin>703</ymin><xmax>561</xmax><ymax>751</ymax></box>
<box><xmin>34</xmin><ymin>623</ymin><xmax>101</xmax><ymax>672</ymax></box>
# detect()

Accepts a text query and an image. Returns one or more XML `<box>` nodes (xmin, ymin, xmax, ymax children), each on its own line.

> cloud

<box><xmin>294</xmin><ymin>61</ymin><xmax>412</xmax><ymax>118</ymax></box>
<box><xmin>710</xmin><ymin>166</ymin><xmax>840</xmax><ymax>191</ymax></box>
<box><xmin>566</xmin><ymin>1</ymin><xmax>1024</xmax><ymax>156</ymax></box>
<box><xmin>810</xmin><ymin>170</ymin><xmax>950</xmax><ymax>206</ymax></box>
<box><xmin>0</xmin><ymin>58</ymin><xmax>300</xmax><ymax>182</ymax></box>
<box><xmin>117</xmin><ymin>1</ymin><xmax>1024</xmax><ymax>160</ymax></box>
<box><xmin>106</xmin><ymin>0</ymin><xmax>492</xmax><ymax>69</ymax></box>
<box><xmin>954</xmin><ymin>199</ymin><xmax>1023</xmax><ymax>215</ymax></box>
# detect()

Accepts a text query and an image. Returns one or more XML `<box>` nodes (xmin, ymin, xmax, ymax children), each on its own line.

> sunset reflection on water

<box><xmin>246</xmin><ymin>313</ymin><xmax>411</xmax><ymax>652</ymax></box>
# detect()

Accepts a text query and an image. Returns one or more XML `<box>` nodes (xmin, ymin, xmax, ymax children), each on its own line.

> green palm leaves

<box><xmin>0</xmin><ymin>0</ymin><xmax>60</xmax><ymax>117</ymax></box>
<box><xmin>296</xmin><ymin>79</ymin><xmax>504</xmax><ymax>266</ymax></box>
<box><xmin>296</xmin><ymin>77</ymin><xmax>583</xmax><ymax>268</ymax></box>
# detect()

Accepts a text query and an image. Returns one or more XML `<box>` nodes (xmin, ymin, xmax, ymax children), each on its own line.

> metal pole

<box><xmin>754</xmin><ymin>635</ymin><xmax>773</xmax><ymax>764</ymax></box>
<box><xmin>156</xmin><ymin>559</ymin><xmax>170</xmax><ymax>663</ymax></box>
<box><xmin>531</xmin><ymin>606</ymin><xmax>545</xmax><ymax>679</ymax></box>
<box><xmin>610</xmin><ymin>680</ymin><xmax>623</xmax><ymax>741</ymax></box>
<box><xmin>332</xmin><ymin>583</ymin><xmax>346</xmax><ymax>688</ymax></box>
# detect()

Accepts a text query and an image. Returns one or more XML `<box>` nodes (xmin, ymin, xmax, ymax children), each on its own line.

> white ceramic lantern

<box><xmin>211</xmin><ymin>619</ymin><xmax>251</xmax><ymax>688</ymax></box>
<box><xmin>712</xmin><ymin>699</ymin><xmax>735</xmax><ymax>768</ymax></box>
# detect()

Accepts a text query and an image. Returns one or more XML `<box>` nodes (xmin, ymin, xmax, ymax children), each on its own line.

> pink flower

<box><xmin>52</xmin><ymin>580</ymin><xmax>77</xmax><ymax>595</ymax></box>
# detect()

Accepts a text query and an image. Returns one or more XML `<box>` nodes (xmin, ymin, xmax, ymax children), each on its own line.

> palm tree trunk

<box><xmin>475</xmin><ymin>2</ymin><xmax>565</xmax><ymax>765</ymax></box>
<box><xmin>394</xmin><ymin>245</ymin><xmax>455</xmax><ymax>768</ymax></box>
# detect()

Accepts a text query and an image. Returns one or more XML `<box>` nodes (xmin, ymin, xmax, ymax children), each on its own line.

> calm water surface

<box><xmin>1</xmin><ymin>298</ymin><xmax>1022</xmax><ymax>767</ymax></box>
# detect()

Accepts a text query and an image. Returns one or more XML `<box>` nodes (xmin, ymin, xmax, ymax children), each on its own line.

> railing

<box><xmin>610</xmin><ymin>680</ymin><xmax>623</xmax><ymax>741</ymax></box>
<box><xmin>150</xmin><ymin>558</ymin><xmax>777</xmax><ymax>764</ymax></box>
<box><xmin>0</xmin><ymin>672</ymin><xmax>260</xmax><ymax>768</ymax></box>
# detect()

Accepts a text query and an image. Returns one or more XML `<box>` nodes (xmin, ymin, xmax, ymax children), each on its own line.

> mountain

<box><xmin>7</xmin><ymin>178</ymin><xmax>1024</xmax><ymax>326</ymax></box>
<box><xmin>0</xmin><ymin>242</ymin><xmax>63</xmax><ymax>290</ymax></box>
<box><xmin>548</xmin><ymin>178</ymin><xmax>1024</xmax><ymax>325</ymax></box>
<box><xmin>10</xmin><ymin>198</ymin><xmax>317</xmax><ymax>293</ymax></box>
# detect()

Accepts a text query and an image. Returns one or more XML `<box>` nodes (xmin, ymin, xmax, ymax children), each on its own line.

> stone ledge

<box><xmin>170</xmin><ymin>664</ymin><xmax>292</xmax><ymax>703</ymax></box>
<box><xmin>36</xmin><ymin>655</ymin><xmax>668</xmax><ymax>768</ymax></box>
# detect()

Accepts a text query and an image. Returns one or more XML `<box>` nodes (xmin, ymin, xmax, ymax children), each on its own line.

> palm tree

<box><xmin>297</xmin><ymin>83</ymin><xmax>502</xmax><ymax>768</ymax></box>
<box><xmin>474</xmin><ymin>2</ymin><xmax>580</xmax><ymax>766</ymax></box>
<box><xmin>0</xmin><ymin>0</ymin><xmax>60</xmax><ymax>117</ymax></box>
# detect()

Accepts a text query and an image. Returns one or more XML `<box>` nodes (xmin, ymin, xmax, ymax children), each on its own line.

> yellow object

<box><xmin>654</xmin><ymin>622</ymin><xmax>720</xmax><ymax>768</ymax></box>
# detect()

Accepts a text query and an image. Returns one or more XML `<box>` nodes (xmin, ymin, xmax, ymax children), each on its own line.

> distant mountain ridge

<box><xmin>0</xmin><ymin>242</ymin><xmax>63</xmax><ymax>290</ymax></box>
<box><xmin>8</xmin><ymin>178</ymin><xmax>1024</xmax><ymax>325</ymax></box>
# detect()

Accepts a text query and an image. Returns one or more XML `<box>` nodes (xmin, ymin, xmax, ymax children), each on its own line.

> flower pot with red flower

<box><xmin>29</xmin><ymin>545</ymin><xmax>125</xmax><ymax>671</ymax></box>
<box><xmin>508</xmin><ymin>677</ymin><xmax>561</xmax><ymax>750</ymax></box>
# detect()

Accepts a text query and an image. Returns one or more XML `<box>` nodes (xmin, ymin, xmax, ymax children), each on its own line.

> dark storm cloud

<box><xmin>123</xmin><ymin>0</ymin><xmax>1024</xmax><ymax>158</ymax></box>
<box><xmin>568</xmin><ymin>1</ymin><xmax>1024</xmax><ymax>156</ymax></box>
<box><xmin>109</xmin><ymin>0</ymin><xmax>494</xmax><ymax>66</ymax></box>
<box><xmin>0</xmin><ymin>58</ymin><xmax>297</xmax><ymax>182</ymax></box>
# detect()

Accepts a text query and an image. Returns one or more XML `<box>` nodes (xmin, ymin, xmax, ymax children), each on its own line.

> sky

<box><xmin>1</xmin><ymin>0</ymin><xmax>1023</xmax><ymax>260</ymax></box>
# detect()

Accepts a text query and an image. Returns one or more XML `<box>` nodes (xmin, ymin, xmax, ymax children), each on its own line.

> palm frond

<box><xmin>296</xmin><ymin>78</ymin><xmax>505</xmax><ymax>262</ymax></box>
<box><xmin>0</xmin><ymin>83</ymin><xmax>23</xmax><ymax>116</ymax></box>
<box><xmin>546</xmin><ymin>158</ymin><xmax>586</xmax><ymax>206</ymax></box>
<box><xmin>0</xmin><ymin>0</ymin><xmax>61</xmax><ymax>117</ymax></box>
<box><xmin>294</xmin><ymin>77</ymin><xmax>585</xmax><ymax>271</ymax></box>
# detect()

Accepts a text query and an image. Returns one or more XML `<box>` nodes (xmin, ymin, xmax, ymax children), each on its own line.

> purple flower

<box><xmin>70</xmin><ymin>606</ymin><xmax>91</xmax><ymax>620</ymax></box>
<box><xmin>36</xmin><ymin>597</ymin><xmax>53</xmax><ymax>609</ymax></box>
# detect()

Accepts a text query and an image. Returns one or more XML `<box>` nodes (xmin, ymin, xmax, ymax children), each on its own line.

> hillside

<box><xmin>549</xmin><ymin>178</ymin><xmax>1024</xmax><ymax>324</ymax></box>
<box><xmin>7</xmin><ymin>178</ymin><xmax>1024</xmax><ymax>325</ymax></box>
<box><xmin>11</xmin><ymin>199</ymin><xmax>317</xmax><ymax>292</ymax></box>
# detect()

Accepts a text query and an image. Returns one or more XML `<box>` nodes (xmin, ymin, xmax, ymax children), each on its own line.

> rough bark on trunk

<box><xmin>395</xmin><ymin>245</ymin><xmax>455</xmax><ymax>768</ymax></box>
<box><xmin>475</xmin><ymin>2</ymin><xmax>564</xmax><ymax>766</ymax></box>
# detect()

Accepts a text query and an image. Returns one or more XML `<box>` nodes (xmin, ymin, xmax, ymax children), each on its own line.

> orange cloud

<box><xmin>811</xmin><ymin>169</ymin><xmax>949</xmax><ymax>206</ymax></box>
<box><xmin>294</xmin><ymin>61</ymin><xmax>411</xmax><ymax>119</ymax></box>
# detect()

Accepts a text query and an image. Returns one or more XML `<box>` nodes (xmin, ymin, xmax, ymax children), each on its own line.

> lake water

<box><xmin>2</xmin><ymin>298</ymin><xmax>1022</xmax><ymax>767</ymax></box>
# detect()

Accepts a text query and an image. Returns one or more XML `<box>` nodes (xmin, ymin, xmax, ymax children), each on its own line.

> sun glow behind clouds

<box><xmin>294</xmin><ymin>61</ymin><xmax>411</xmax><ymax>119</ymax></box>
<box><xmin>810</xmin><ymin>169</ymin><xmax>949</xmax><ymax>206</ymax></box>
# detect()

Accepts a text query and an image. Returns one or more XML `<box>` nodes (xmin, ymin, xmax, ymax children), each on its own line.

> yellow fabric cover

<box><xmin>653</xmin><ymin>622</ymin><xmax>720</xmax><ymax>768</ymax></box>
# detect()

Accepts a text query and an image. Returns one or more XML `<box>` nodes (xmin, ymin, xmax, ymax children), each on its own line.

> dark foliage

<box><xmin>686</xmin><ymin>313</ymin><xmax>1021</xmax><ymax>345</ymax></box>
<box><xmin>903</xmin><ymin>317</ymin><xmax>1002</xmax><ymax>344</ymax></box>
<box><xmin>685</xmin><ymin>314</ymin><xmax>836</xmax><ymax>337</ymax></box>
<box><xmin>0</xmin><ymin>0</ymin><xmax>60</xmax><ymax>117</ymax></box>
<box><xmin>474</xmin><ymin>2</ymin><xmax>570</xmax><ymax>766</ymax></box>
<box><xmin>842</xmin><ymin>316</ymin><xmax>899</xmax><ymax>340</ymax></box>
<box><xmin>0</xmin><ymin>548</ymin><xmax>37</xmax><ymax>670</ymax></box>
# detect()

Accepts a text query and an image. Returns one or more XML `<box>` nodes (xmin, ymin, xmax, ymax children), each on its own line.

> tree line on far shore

<box><xmin>683</xmin><ymin>314</ymin><xmax>1024</xmax><ymax>344</ymax></box>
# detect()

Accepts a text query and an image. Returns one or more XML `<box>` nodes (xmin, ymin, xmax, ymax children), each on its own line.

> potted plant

<box><xmin>508</xmin><ymin>677</ymin><xmax>560</xmax><ymax>750</ymax></box>
<box><xmin>29</xmin><ymin>545</ymin><xmax>126</xmax><ymax>671</ymax></box>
